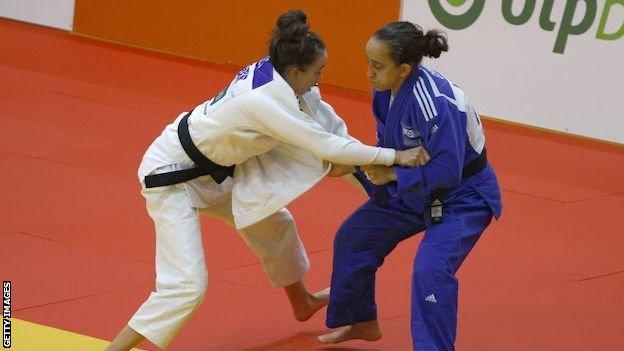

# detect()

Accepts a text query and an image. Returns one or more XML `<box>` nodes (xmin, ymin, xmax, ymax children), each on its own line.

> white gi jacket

<box><xmin>139</xmin><ymin>57</ymin><xmax>395</xmax><ymax>229</ymax></box>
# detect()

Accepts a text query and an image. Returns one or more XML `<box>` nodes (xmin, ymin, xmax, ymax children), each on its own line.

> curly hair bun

<box><xmin>424</xmin><ymin>30</ymin><xmax>449</xmax><ymax>58</ymax></box>
<box><xmin>276</xmin><ymin>9</ymin><xmax>309</xmax><ymax>40</ymax></box>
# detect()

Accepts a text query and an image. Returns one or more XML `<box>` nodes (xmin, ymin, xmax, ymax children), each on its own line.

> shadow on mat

<box><xmin>237</xmin><ymin>330</ymin><xmax>381</xmax><ymax>351</ymax></box>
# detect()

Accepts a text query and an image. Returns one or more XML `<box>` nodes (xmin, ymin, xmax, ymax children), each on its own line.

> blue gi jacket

<box><xmin>367</xmin><ymin>66</ymin><xmax>502</xmax><ymax>218</ymax></box>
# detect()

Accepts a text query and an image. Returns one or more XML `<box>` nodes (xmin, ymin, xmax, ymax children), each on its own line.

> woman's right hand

<box><xmin>394</xmin><ymin>146</ymin><xmax>431</xmax><ymax>167</ymax></box>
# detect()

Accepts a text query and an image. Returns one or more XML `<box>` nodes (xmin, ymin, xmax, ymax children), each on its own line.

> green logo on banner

<box><xmin>427</xmin><ymin>0</ymin><xmax>624</xmax><ymax>54</ymax></box>
<box><xmin>428</xmin><ymin>0</ymin><xmax>486</xmax><ymax>30</ymax></box>
<box><xmin>597</xmin><ymin>0</ymin><xmax>624</xmax><ymax>41</ymax></box>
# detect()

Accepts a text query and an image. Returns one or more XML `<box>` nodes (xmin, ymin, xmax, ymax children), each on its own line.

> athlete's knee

<box><xmin>184</xmin><ymin>273</ymin><xmax>208</xmax><ymax>305</ymax></box>
<box><xmin>333</xmin><ymin>224</ymin><xmax>351</xmax><ymax>250</ymax></box>
<box><xmin>413</xmin><ymin>256</ymin><xmax>452</xmax><ymax>283</ymax></box>
<box><xmin>334</xmin><ymin>218</ymin><xmax>366</xmax><ymax>251</ymax></box>
<box><xmin>197</xmin><ymin>272</ymin><xmax>209</xmax><ymax>295</ymax></box>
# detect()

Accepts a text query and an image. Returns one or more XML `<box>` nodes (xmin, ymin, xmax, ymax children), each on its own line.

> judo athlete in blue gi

<box><xmin>318</xmin><ymin>22</ymin><xmax>502</xmax><ymax>350</ymax></box>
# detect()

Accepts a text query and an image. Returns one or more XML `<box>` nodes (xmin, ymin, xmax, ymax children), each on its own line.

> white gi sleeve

<box><xmin>246</xmin><ymin>96</ymin><xmax>395</xmax><ymax>166</ymax></box>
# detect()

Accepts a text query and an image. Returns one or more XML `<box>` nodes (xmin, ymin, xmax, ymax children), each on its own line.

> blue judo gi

<box><xmin>326</xmin><ymin>66</ymin><xmax>502</xmax><ymax>351</ymax></box>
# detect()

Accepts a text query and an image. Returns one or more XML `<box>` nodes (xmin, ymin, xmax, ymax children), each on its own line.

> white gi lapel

<box><xmin>231</xmin><ymin>69</ymin><xmax>334</xmax><ymax>229</ymax></box>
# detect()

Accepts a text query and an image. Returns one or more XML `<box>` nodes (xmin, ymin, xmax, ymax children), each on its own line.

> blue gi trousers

<box><xmin>326</xmin><ymin>187</ymin><xmax>493</xmax><ymax>351</ymax></box>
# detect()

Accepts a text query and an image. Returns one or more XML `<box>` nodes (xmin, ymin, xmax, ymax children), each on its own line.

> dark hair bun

<box><xmin>276</xmin><ymin>9</ymin><xmax>309</xmax><ymax>40</ymax></box>
<box><xmin>424</xmin><ymin>30</ymin><xmax>449</xmax><ymax>58</ymax></box>
<box><xmin>269</xmin><ymin>9</ymin><xmax>325</xmax><ymax>74</ymax></box>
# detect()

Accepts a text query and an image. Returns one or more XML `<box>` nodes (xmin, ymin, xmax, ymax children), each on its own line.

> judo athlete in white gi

<box><xmin>318</xmin><ymin>22</ymin><xmax>502</xmax><ymax>351</ymax></box>
<box><xmin>104</xmin><ymin>11</ymin><xmax>429</xmax><ymax>351</ymax></box>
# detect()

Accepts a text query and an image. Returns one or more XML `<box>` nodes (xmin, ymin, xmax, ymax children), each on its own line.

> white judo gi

<box><xmin>130</xmin><ymin>57</ymin><xmax>396</xmax><ymax>348</ymax></box>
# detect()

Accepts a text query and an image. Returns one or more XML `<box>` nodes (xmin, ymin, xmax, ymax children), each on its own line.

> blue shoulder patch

<box><xmin>252</xmin><ymin>57</ymin><xmax>274</xmax><ymax>89</ymax></box>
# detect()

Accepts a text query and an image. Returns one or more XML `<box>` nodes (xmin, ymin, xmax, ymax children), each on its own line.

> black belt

<box><xmin>431</xmin><ymin>148</ymin><xmax>488</xmax><ymax>199</ymax></box>
<box><xmin>144</xmin><ymin>112</ymin><xmax>234</xmax><ymax>188</ymax></box>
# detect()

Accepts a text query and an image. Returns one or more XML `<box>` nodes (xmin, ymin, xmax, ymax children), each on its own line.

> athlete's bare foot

<box><xmin>292</xmin><ymin>287</ymin><xmax>330</xmax><ymax>321</ymax></box>
<box><xmin>317</xmin><ymin>319</ymin><xmax>382</xmax><ymax>344</ymax></box>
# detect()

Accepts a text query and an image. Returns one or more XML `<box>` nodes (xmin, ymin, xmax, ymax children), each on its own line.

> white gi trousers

<box><xmin>129</xmin><ymin>178</ymin><xmax>309</xmax><ymax>348</ymax></box>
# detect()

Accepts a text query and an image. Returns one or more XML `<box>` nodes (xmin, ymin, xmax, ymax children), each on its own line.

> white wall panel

<box><xmin>0</xmin><ymin>0</ymin><xmax>75</xmax><ymax>30</ymax></box>
<box><xmin>401</xmin><ymin>0</ymin><xmax>624</xmax><ymax>143</ymax></box>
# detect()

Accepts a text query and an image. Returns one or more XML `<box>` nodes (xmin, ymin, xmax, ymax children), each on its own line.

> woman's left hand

<box><xmin>361</xmin><ymin>165</ymin><xmax>397</xmax><ymax>185</ymax></box>
<box><xmin>326</xmin><ymin>162</ymin><xmax>357</xmax><ymax>177</ymax></box>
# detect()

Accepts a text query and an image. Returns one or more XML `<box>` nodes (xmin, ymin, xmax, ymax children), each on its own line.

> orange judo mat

<box><xmin>1</xmin><ymin>18</ymin><xmax>623</xmax><ymax>351</ymax></box>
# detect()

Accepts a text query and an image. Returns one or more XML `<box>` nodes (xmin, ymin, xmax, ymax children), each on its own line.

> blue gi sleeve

<box><xmin>387</xmin><ymin>102</ymin><xmax>465</xmax><ymax>197</ymax></box>
<box><xmin>350</xmin><ymin>167</ymin><xmax>391</xmax><ymax>204</ymax></box>
<box><xmin>375</xmin><ymin>126</ymin><xmax>385</xmax><ymax>147</ymax></box>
